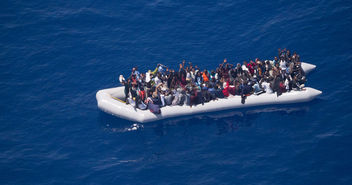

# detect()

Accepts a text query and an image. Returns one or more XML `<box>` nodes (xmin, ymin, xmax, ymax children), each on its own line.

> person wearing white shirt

<box><xmin>261</xmin><ymin>81</ymin><xmax>273</xmax><ymax>94</ymax></box>
<box><xmin>279</xmin><ymin>59</ymin><xmax>287</xmax><ymax>71</ymax></box>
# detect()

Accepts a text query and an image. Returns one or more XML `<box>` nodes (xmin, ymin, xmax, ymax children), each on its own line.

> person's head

<box><xmin>296</xmin><ymin>60</ymin><xmax>301</xmax><ymax>66</ymax></box>
<box><xmin>274</xmin><ymin>56</ymin><xmax>278</xmax><ymax>61</ymax></box>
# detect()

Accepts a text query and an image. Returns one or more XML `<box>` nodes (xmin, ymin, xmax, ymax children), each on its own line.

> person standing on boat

<box><xmin>121</xmin><ymin>79</ymin><xmax>131</xmax><ymax>103</ymax></box>
<box><xmin>131</xmin><ymin>67</ymin><xmax>140</xmax><ymax>80</ymax></box>
<box><xmin>157</xmin><ymin>63</ymin><xmax>167</xmax><ymax>74</ymax></box>
<box><xmin>130</xmin><ymin>82</ymin><xmax>139</xmax><ymax>109</ymax></box>
<box><xmin>285</xmin><ymin>50</ymin><xmax>292</xmax><ymax>63</ymax></box>
<box><xmin>247</xmin><ymin>60</ymin><xmax>256</xmax><ymax>76</ymax></box>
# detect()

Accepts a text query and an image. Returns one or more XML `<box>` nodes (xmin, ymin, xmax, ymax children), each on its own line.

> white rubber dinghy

<box><xmin>96</xmin><ymin>62</ymin><xmax>321</xmax><ymax>123</ymax></box>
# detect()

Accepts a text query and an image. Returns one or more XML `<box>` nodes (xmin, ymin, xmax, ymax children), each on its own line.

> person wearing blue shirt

<box><xmin>273</xmin><ymin>56</ymin><xmax>279</xmax><ymax>66</ymax></box>
<box><xmin>131</xmin><ymin>67</ymin><xmax>140</xmax><ymax>79</ymax></box>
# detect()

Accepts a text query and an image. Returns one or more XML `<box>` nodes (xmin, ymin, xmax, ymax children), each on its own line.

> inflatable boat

<box><xmin>96</xmin><ymin>62</ymin><xmax>321</xmax><ymax>123</ymax></box>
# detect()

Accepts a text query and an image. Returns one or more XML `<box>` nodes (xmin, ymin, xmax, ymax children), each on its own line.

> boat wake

<box><xmin>99</xmin><ymin>104</ymin><xmax>310</xmax><ymax>134</ymax></box>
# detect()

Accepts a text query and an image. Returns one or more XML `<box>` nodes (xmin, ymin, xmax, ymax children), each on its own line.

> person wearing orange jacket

<box><xmin>202</xmin><ymin>69</ymin><xmax>209</xmax><ymax>82</ymax></box>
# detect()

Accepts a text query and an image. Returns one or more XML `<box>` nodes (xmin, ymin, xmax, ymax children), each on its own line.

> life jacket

<box><xmin>139</xmin><ymin>90</ymin><xmax>145</xmax><ymax>101</ymax></box>
<box><xmin>222</xmin><ymin>82</ymin><xmax>230</xmax><ymax>97</ymax></box>
<box><xmin>247</xmin><ymin>63</ymin><xmax>255</xmax><ymax>75</ymax></box>
<box><xmin>202</xmin><ymin>72</ymin><xmax>209</xmax><ymax>82</ymax></box>
<box><xmin>258</xmin><ymin>67</ymin><xmax>262</xmax><ymax>76</ymax></box>
<box><xmin>131</xmin><ymin>77</ymin><xmax>137</xmax><ymax>84</ymax></box>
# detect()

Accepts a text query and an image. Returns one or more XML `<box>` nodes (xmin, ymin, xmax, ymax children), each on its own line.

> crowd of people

<box><xmin>119</xmin><ymin>49</ymin><xmax>307</xmax><ymax>114</ymax></box>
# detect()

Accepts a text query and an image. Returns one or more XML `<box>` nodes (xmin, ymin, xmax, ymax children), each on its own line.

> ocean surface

<box><xmin>1</xmin><ymin>0</ymin><xmax>352</xmax><ymax>184</ymax></box>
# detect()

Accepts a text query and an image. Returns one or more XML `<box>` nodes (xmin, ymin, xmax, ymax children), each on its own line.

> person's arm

<box><xmin>155</xmin><ymin>83</ymin><xmax>163</xmax><ymax>93</ymax></box>
<box><xmin>151</xmin><ymin>67</ymin><xmax>158</xmax><ymax>75</ymax></box>
<box><xmin>179</xmin><ymin>63</ymin><xmax>183</xmax><ymax>72</ymax></box>
<box><xmin>188</xmin><ymin>62</ymin><xmax>192</xmax><ymax>69</ymax></box>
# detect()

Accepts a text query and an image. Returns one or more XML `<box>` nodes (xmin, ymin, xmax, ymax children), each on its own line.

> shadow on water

<box><xmin>97</xmin><ymin>100</ymin><xmax>321</xmax><ymax>135</ymax></box>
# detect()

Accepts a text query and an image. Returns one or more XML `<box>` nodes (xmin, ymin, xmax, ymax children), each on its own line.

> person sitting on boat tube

<box><xmin>239</xmin><ymin>80</ymin><xmax>253</xmax><ymax>104</ymax></box>
<box><xmin>145</xmin><ymin>84</ymin><xmax>163</xmax><ymax>114</ymax></box>
<box><xmin>145</xmin><ymin>96</ymin><xmax>161</xmax><ymax>114</ymax></box>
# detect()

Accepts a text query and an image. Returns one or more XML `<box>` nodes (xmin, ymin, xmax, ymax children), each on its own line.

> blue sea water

<box><xmin>1</xmin><ymin>0</ymin><xmax>352</xmax><ymax>184</ymax></box>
